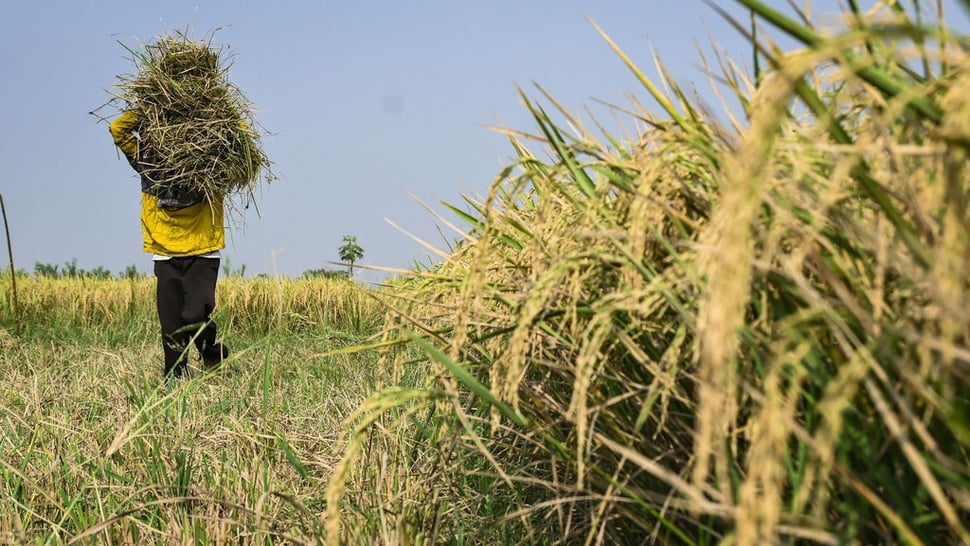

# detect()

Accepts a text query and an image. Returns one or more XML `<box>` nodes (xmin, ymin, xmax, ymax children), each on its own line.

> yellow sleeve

<box><xmin>109</xmin><ymin>110</ymin><xmax>140</xmax><ymax>158</ymax></box>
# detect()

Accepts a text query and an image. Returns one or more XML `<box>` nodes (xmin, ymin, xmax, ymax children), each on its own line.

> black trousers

<box><xmin>154</xmin><ymin>257</ymin><xmax>221</xmax><ymax>378</ymax></box>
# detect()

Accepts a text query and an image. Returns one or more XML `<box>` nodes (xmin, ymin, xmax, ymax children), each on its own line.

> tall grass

<box><xmin>329</xmin><ymin>2</ymin><xmax>970</xmax><ymax>544</ymax></box>
<box><xmin>0</xmin><ymin>274</ymin><xmax>386</xmax><ymax>543</ymax></box>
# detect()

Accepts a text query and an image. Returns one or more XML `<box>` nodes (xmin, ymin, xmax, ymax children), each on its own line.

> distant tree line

<box><xmin>301</xmin><ymin>268</ymin><xmax>350</xmax><ymax>280</ymax></box>
<box><xmin>26</xmin><ymin>259</ymin><xmax>143</xmax><ymax>279</ymax></box>
<box><xmin>15</xmin><ymin>236</ymin><xmax>366</xmax><ymax>281</ymax></box>
<box><xmin>10</xmin><ymin>262</ymin><xmax>357</xmax><ymax>280</ymax></box>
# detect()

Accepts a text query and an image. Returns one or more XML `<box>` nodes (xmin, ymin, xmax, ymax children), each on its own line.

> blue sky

<box><xmin>1</xmin><ymin>1</ymin><xmax>967</xmax><ymax>283</ymax></box>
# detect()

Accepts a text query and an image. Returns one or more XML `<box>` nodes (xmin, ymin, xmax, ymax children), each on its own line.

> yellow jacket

<box><xmin>109</xmin><ymin>110</ymin><xmax>225</xmax><ymax>256</ymax></box>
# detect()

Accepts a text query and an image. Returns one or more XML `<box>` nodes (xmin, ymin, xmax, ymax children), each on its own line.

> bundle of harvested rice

<box><xmin>110</xmin><ymin>31</ymin><xmax>272</xmax><ymax>201</ymax></box>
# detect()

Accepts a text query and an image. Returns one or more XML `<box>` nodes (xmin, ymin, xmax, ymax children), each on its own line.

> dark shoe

<box><xmin>202</xmin><ymin>343</ymin><xmax>230</xmax><ymax>370</ymax></box>
<box><xmin>166</xmin><ymin>360</ymin><xmax>189</xmax><ymax>381</ymax></box>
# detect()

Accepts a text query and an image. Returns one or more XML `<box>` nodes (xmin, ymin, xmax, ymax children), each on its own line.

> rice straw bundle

<box><xmin>113</xmin><ymin>31</ymin><xmax>272</xmax><ymax>201</ymax></box>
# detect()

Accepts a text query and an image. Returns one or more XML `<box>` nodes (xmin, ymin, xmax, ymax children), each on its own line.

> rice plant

<box><xmin>0</xmin><ymin>274</ymin><xmax>382</xmax><ymax>342</ymax></box>
<box><xmin>329</xmin><ymin>2</ymin><xmax>970</xmax><ymax>544</ymax></box>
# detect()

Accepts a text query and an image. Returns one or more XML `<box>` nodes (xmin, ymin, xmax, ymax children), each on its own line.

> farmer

<box><xmin>109</xmin><ymin>109</ymin><xmax>230</xmax><ymax>381</ymax></box>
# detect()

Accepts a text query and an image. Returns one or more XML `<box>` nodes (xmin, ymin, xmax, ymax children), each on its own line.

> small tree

<box><xmin>221</xmin><ymin>255</ymin><xmax>246</xmax><ymax>277</ymax></box>
<box><xmin>34</xmin><ymin>262</ymin><xmax>59</xmax><ymax>278</ymax></box>
<box><xmin>87</xmin><ymin>266</ymin><xmax>113</xmax><ymax>279</ymax></box>
<box><xmin>337</xmin><ymin>235</ymin><xmax>364</xmax><ymax>277</ymax></box>
<box><xmin>121</xmin><ymin>264</ymin><xmax>140</xmax><ymax>279</ymax></box>
<box><xmin>62</xmin><ymin>258</ymin><xmax>80</xmax><ymax>278</ymax></box>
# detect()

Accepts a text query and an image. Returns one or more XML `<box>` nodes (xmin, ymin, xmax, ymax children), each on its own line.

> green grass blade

<box><xmin>262</xmin><ymin>340</ymin><xmax>272</xmax><ymax>417</ymax></box>
<box><xmin>518</xmin><ymin>89</ymin><xmax>596</xmax><ymax>199</ymax></box>
<box><xmin>276</xmin><ymin>435</ymin><xmax>310</xmax><ymax>480</ymax></box>
<box><xmin>750</xmin><ymin>8</ymin><xmax>762</xmax><ymax>86</ymax></box>
<box><xmin>406</xmin><ymin>331</ymin><xmax>528</xmax><ymax>427</ymax></box>
<box><xmin>441</xmin><ymin>199</ymin><xmax>525</xmax><ymax>251</ymax></box>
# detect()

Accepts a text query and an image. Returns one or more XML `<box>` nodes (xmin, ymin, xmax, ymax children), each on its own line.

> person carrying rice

<box><xmin>107</xmin><ymin>33</ymin><xmax>270</xmax><ymax>382</ymax></box>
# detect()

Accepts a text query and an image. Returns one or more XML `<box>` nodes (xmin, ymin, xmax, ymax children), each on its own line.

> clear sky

<box><xmin>1</xmin><ymin>1</ymin><xmax>966</xmax><ymax>283</ymax></box>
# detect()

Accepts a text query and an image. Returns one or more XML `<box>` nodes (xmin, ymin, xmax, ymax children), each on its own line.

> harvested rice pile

<box><xmin>110</xmin><ymin>32</ymin><xmax>271</xmax><ymax>201</ymax></box>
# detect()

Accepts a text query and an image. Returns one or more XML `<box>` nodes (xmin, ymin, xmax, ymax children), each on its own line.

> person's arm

<box><xmin>108</xmin><ymin>110</ymin><xmax>140</xmax><ymax>163</ymax></box>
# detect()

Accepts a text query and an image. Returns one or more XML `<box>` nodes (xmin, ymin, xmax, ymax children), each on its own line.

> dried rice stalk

<box><xmin>112</xmin><ymin>31</ymin><xmax>273</xmax><ymax>201</ymax></box>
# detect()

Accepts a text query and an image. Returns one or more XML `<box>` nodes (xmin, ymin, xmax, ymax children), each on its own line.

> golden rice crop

<box><xmin>327</xmin><ymin>2</ymin><xmax>970</xmax><ymax>545</ymax></box>
<box><xmin>0</xmin><ymin>275</ymin><xmax>380</xmax><ymax>340</ymax></box>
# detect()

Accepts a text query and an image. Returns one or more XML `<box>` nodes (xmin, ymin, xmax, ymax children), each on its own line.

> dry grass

<box><xmin>102</xmin><ymin>30</ymin><xmax>273</xmax><ymax>209</ymax></box>
<box><xmin>0</xmin><ymin>274</ymin><xmax>387</xmax><ymax>544</ymax></box>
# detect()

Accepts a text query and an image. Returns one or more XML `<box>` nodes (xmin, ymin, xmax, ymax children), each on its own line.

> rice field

<box><xmin>2</xmin><ymin>1</ymin><xmax>970</xmax><ymax>544</ymax></box>
<box><xmin>0</xmin><ymin>275</ymin><xmax>389</xmax><ymax>544</ymax></box>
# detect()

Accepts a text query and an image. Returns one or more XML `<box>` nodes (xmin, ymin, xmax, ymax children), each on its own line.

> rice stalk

<box><xmin>325</xmin><ymin>2</ymin><xmax>970</xmax><ymax>544</ymax></box>
<box><xmin>692</xmin><ymin>56</ymin><xmax>802</xmax><ymax>508</ymax></box>
<box><xmin>102</xmin><ymin>30</ymin><xmax>273</xmax><ymax>213</ymax></box>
